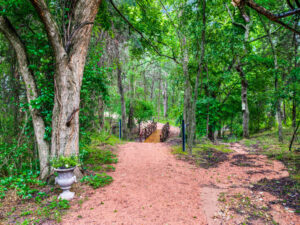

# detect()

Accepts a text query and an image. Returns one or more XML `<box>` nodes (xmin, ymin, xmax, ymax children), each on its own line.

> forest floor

<box><xmin>61</xmin><ymin>126</ymin><xmax>300</xmax><ymax>225</ymax></box>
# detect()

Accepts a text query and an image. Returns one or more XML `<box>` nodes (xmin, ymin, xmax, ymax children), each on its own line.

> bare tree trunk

<box><xmin>143</xmin><ymin>71</ymin><xmax>148</xmax><ymax>101</ymax></box>
<box><xmin>292</xmin><ymin>23</ymin><xmax>298</xmax><ymax>128</ymax></box>
<box><xmin>227</xmin><ymin>4</ymin><xmax>251</xmax><ymax>139</ymax></box>
<box><xmin>182</xmin><ymin>36</ymin><xmax>193</xmax><ymax>154</ymax></box>
<box><xmin>157</xmin><ymin>72</ymin><xmax>162</xmax><ymax>121</ymax></box>
<box><xmin>261</xmin><ymin>17</ymin><xmax>283</xmax><ymax>142</ymax></box>
<box><xmin>150</xmin><ymin>78</ymin><xmax>155</xmax><ymax>101</ymax></box>
<box><xmin>163</xmin><ymin>80</ymin><xmax>168</xmax><ymax>118</ymax></box>
<box><xmin>0</xmin><ymin>16</ymin><xmax>50</xmax><ymax>178</ymax></box>
<box><xmin>117</xmin><ymin>63</ymin><xmax>127</xmax><ymax>139</ymax></box>
<box><xmin>236</xmin><ymin>63</ymin><xmax>250</xmax><ymax>138</ymax></box>
<box><xmin>189</xmin><ymin>0</ymin><xmax>206</xmax><ymax>146</ymax></box>
<box><xmin>98</xmin><ymin>96</ymin><xmax>104</xmax><ymax>130</ymax></box>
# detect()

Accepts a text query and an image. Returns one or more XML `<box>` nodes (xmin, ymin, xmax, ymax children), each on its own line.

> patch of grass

<box><xmin>90</xmin><ymin>132</ymin><xmax>123</xmax><ymax>146</ymax></box>
<box><xmin>171</xmin><ymin>145</ymin><xmax>188</xmax><ymax>155</ymax></box>
<box><xmin>80</xmin><ymin>173</ymin><xmax>113</xmax><ymax>189</ymax></box>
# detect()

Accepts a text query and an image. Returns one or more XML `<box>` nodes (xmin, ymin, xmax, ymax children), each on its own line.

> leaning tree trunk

<box><xmin>0</xmin><ymin>16</ymin><xmax>50</xmax><ymax>178</ymax></box>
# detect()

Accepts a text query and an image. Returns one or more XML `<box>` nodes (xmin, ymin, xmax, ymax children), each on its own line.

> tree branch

<box><xmin>226</xmin><ymin>4</ymin><xmax>246</xmax><ymax>29</ymax></box>
<box><xmin>108</xmin><ymin>0</ymin><xmax>179</xmax><ymax>64</ymax></box>
<box><xmin>29</xmin><ymin>0</ymin><xmax>66</xmax><ymax>60</ymax></box>
<box><xmin>246</xmin><ymin>0</ymin><xmax>300</xmax><ymax>35</ymax></box>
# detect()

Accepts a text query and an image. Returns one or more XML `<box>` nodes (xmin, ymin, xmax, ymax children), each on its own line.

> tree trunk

<box><xmin>98</xmin><ymin>95</ymin><xmax>104</xmax><ymax>130</ymax></box>
<box><xmin>261</xmin><ymin>17</ymin><xmax>283</xmax><ymax>142</ymax></box>
<box><xmin>163</xmin><ymin>80</ymin><xmax>168</xmax><ymax>118</ymax></box>
<box><xmin>0</xmin><ymin>16</ymin><xmax>50</xmax><ymax>178</ymax></box>
<box><xmin>157</xmin><ymin>72</ymin><xmax>162</xmax><ymax>121</ymax></box>
<box><xmin>236</xmin><ymin>63</ymin><xmax>250</xmax><ymax>138</ymax></box>
<box><xmin>189</xmin><ymin>0</ymin><xmax>206</xmax><ymax>146</ymax></box>
<box><xmin>117</xmin><ymin>63</ymin><xmax>127</xmax><ymax>139</ymax></box>
<box><xmin>182</xmin><ymin>36</ymin><xmax>193</xmax><ymax>154</ymax></box>
<box><xmin>150</xmin><ymin>78</ymin><xmax>155</xmax><ymax>101</ymax></box>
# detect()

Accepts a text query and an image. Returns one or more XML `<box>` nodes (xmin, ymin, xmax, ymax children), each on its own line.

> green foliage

<box><xmin>129</xmin><ymin>99</ymin><xmax>154</xmax><ymax>124</ymax></box>
<box><xmin>50</xmin><ymin>155</ymin><xmax>80</xmax><ymax>169</ymax></box>
<box><xmin>80</xmin><ymin>173</ymin><xmax>113</xmax><ymax>189</ymax></box>
<box><xmin>0</xmin><ymin>172</ymin><xmax>46</xmax><ymax>200</ymax></box>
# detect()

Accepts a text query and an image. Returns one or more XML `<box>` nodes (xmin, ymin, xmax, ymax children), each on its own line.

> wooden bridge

<box><xmin>142</xmin><ymin>122</ymin><xmax>170</xmax><ymax>143</ymax></box>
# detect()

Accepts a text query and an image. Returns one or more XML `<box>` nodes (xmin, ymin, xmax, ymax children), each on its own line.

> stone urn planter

<box><xmin>54</xmin><ymin>167</ymin><xmax>77</xmax><ymax>200</ymax></box>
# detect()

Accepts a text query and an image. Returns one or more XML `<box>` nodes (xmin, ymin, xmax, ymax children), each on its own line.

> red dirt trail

<box><xmin>62</xmin><ymin>134</ymin><xmax>299</xmax><ymax>224</ymax></box>
<box><xmin>63</xmin><ymin>142</ymin><xmax>207</xmax><ymax>225</ymax></box>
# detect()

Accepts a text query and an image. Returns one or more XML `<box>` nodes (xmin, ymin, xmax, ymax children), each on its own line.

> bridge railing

<box><xmin>160</xmin><ymin>122</ymin><xmax>170</xmax><ymax>142</ymax></box>
<box><xmin>140</xmin><ymin>122</ymin><xmax>157</xmax><ymax>142</ymax></box>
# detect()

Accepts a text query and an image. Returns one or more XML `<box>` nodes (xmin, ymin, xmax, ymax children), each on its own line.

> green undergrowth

<box><xmin>171</xmin><ymin>141</ymin><xmax>232</xmax><ymax>168</ymax></box>
<box><xmin>80</xmin><ymin>173</ymin><xmax>113</xmax><ymax>189</ymax></box>
<box><xmin>0</xmin><ymin>132</ymin><xmax>120</xmax><ymax>224</ymax></box>
<box><xmin>158</xmin><ymin>118</ymin><xmax>177</xmax><ymax>127</ymax></box>
<box><xmin>81</xmin><ymin>132</ymin><xmax>119</xmax><ymax>174</ymax></box>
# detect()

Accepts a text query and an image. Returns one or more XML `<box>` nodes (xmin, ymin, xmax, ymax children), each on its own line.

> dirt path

<box><xmin>62</xmin><ymin>141</ymin><xmax>299</xmax><ymax>225</ymax></box>
<box><xmin>62</xmin><ymin>143</ymin><xmax>207</xmax><ymax>225</ymax></box>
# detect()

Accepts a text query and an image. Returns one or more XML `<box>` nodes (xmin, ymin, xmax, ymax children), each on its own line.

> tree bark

<box><xmin>117</xmin><ymin>62</ymin><xmax>127</xmax><ymax>139</ymax></box>
<box><xmin>29</xmin><ymin>0</ymin><xmax>102</xmax><ymax>165</ymax></box>
<box><xmin>261</xmin><ymin>17</ymin><xmax>283</xmax><ymax>142</ymax></box>
<box><xmin>98</xmin><ymin>95</ymin><xmax>104</xmax><ymax>130</ymax></box>
<box><xmin>0</xmin><ymin>16</ymin><xmax>50</xmax><ymax>178</ymax></box>
<box><xmin>1</xmin><ymin>0</ymin><xmax>102</xmax><ymax>178</ymax></box>
<box><xmin>182</xmin><ymin>36</ymin><xmax>193</xmax><ymax>153</ymax></box>
<box><xmin>157</xmin><ymin>72</ymin><xmax>162</xmax><ymax>121</ymax></box>
<box><xmin>163</xmin><ymin>79</ymin><xmax>168</xmax><ymax>118</ymax></box>
<box><xmin>189</xmin><ymin>0</ymin><xmax>206</xmax><ymax>146</ymax></box>
<box><xmin>236</xmin><ymin>63</ymin><xmax>250</xmax><ymax>138</ymax></box>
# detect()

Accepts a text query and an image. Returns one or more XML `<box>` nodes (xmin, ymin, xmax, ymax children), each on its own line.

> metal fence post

<box><xmin>119</xmin><ymin>119</ymin><xmax>122</xmax><ymax>140</ymax></box>
<box><xmin>182</xmin><ymin>119</ymin><xmax>185</xmax><ymax>152</ymax></box>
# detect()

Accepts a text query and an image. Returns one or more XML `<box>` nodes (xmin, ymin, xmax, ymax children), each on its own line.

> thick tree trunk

<box><xmin>117</xmin><ymin>63</ymin><xmax>127</xmax><ymax>139</ymax></box>
<box><xmin>0</xmin><ymin>16</ymin><xmax>50</xmax><ymax>178</ymax></box>
<box><xmin>30</xmin><ymin>0</ymin><xmax>102</xmax><ymax>178</ymax></box>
